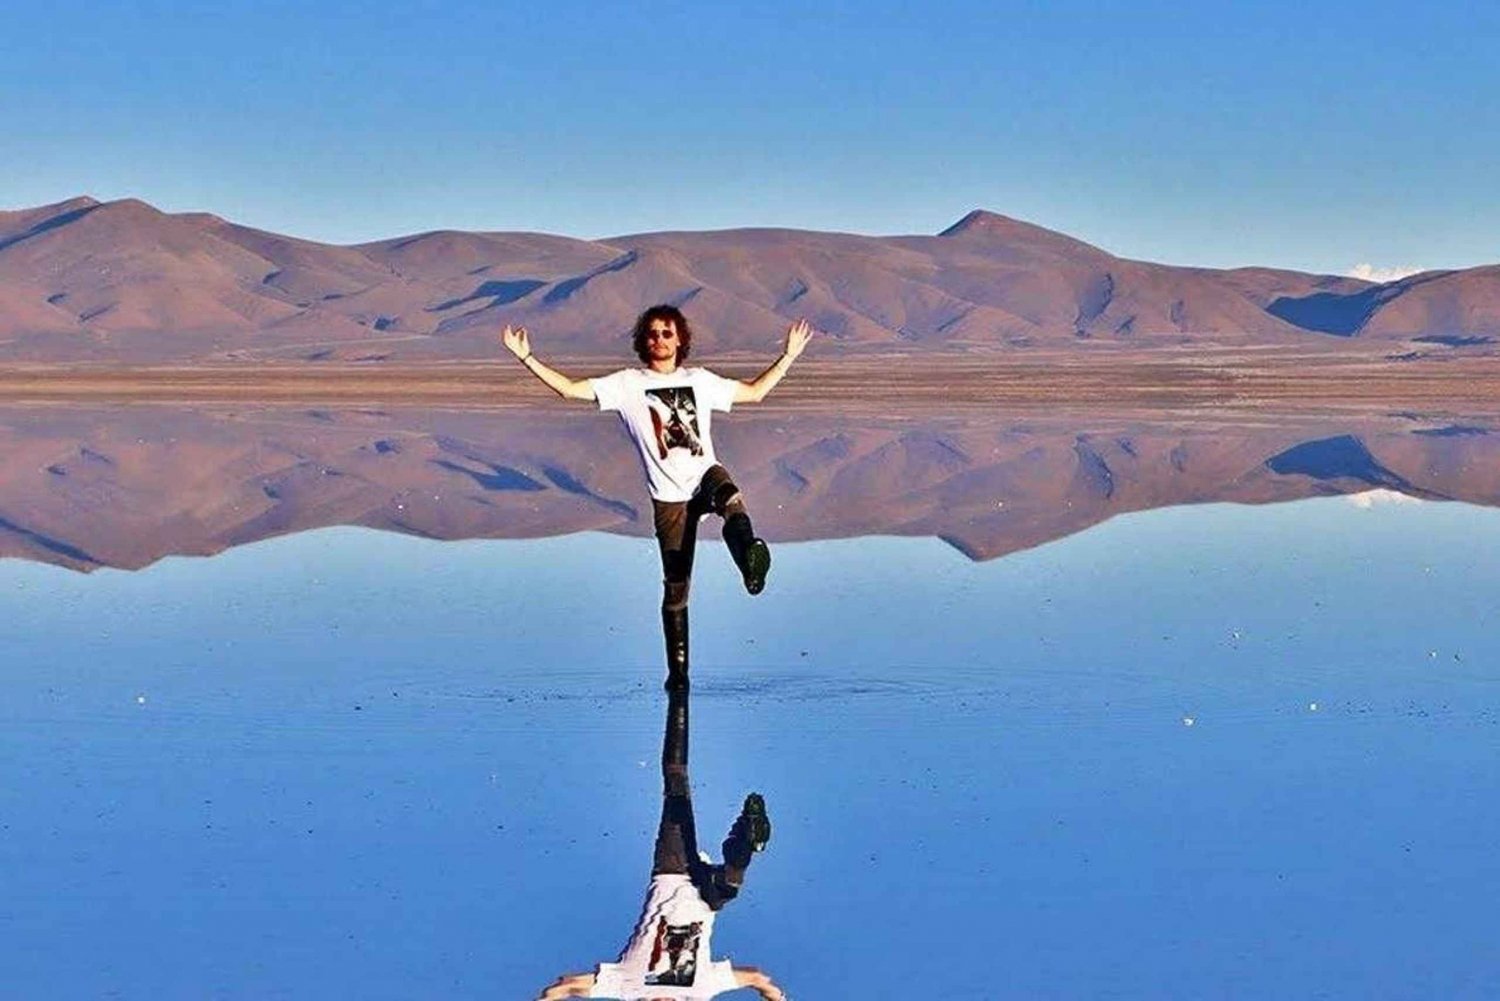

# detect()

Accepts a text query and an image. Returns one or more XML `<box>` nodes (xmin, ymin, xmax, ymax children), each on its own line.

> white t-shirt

<box><xmin>589</xmin><ymin>875</ymin><xmax>741</xmax><ymax>1000</ymax></box>
<box><xmin>590</xmin><ymin>367</ymin><xmax>739</xmax><ymax>503</ymax></box>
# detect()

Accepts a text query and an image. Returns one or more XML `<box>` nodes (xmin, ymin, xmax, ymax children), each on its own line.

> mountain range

<box><xmin>3</xmin><ymin>406</ymin><xmax>1495</xmax><ymax>572</ymax></box>
<box><xmin>2</xmin><ymin>197</ymin><xmax>1499</xmax><ymax>362</ymax></box>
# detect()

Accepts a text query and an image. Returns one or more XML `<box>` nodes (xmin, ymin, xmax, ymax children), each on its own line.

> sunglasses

<box><xmin>647</xmin><ymin>327</ymin><xmax>678</xmax><ymax>341</ymax></box>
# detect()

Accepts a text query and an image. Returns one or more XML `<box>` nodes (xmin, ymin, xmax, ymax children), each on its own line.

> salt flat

<box><xmin>2</xmin><ymin>350</ymin><xmax>1499</xmax><ymax>412</ymax></box>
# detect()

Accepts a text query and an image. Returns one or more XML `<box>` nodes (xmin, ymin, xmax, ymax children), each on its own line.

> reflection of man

<box><xmin>503</xmin><ymin>305</ymin><xmax>812</xmax><ymax>690</ymax></box>
<box><xmin>536</xmin><ymin>689</ymin><xmax>785</xmax><ymax>1001</ymax></box>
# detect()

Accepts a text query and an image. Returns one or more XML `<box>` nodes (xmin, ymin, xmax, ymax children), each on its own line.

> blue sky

<box><xmin>3</xmin><ymin>0</ymin><xmax>1497</xmax><ymax>274</ymax></box>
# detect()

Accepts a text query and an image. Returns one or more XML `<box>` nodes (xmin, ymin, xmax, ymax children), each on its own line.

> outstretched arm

<box><xmin>536</xmin><ymin>971</ymin><xmax>595</xmax><ymax>999</ymax></box>
<box><xmin>734</xmin><ymin>966</ymin><xmax>788</xmax><ymax>1001</ymax></box>
<box><xmin>502</xmin><ymin>325</ymin><xmax>597</xmax><ymax>402</ymax></box>
<box><xmin>734</xmin><ymin>319</ymin><xmax>812</xmax><ymax>404</ymax></box>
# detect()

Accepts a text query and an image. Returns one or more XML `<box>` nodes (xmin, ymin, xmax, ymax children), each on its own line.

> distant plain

<box><xmin>3</xmin><ymin>350</ymin><xmax>1500</xmax><ymax>413</ymax></box>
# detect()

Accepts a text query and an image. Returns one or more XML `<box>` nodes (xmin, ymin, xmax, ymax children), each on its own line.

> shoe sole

<box><xmin>743</xmin><ymin>540</ymin><xmax>770</xmax><ymax>595</ymax></box>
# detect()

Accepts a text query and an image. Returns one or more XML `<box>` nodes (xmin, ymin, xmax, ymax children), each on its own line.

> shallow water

<box><xmin>3</xmin><ymin>409</ymin><xmax>1499</xmax><ymax>998</ymax></box>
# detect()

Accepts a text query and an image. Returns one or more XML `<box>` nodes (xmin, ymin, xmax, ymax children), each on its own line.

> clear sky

<box><xmin>3</xmin><ymin>0</ymin><xmax>1497</xmax><ymax>275</ymax></box>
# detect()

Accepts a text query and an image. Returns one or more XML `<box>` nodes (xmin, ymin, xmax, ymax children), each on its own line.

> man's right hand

<box><xmin>502</xmin><ymin>324</ymin><xmax>532</xmax><ymax>361</ymax></box>
<box><xmin>502</xmin><ymin>327</ymin><xmax>596</xmax><ymax>402</ymax></box>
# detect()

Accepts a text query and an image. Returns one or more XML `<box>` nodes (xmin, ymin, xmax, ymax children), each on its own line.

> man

<box><xmin>502</xmin><ymin>306</ymin><xmax>812</xmax><ymax>690</ymax></box>
<box><xmin>534</xmin><ymin>687</ymin><xmax>786</xmax><ymax>1001</ymax></box>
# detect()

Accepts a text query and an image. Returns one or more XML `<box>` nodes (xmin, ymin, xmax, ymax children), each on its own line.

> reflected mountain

<box><xmin>539</xmin><ymin>687</ymin><xmax>781</xmax><ymax>1000</ymax></box>
<box><xmin>2</xmin><ymin>405</ymin><xmax>1498</xmax><ymax>571</ymax></box>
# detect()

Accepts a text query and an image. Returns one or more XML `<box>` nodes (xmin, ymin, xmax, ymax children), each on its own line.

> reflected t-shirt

<box><xmin>589</xmin><ymin>367</ymin><xmax>739</xmax><ymax>503</ymax></box>
<box><xmin>589</xmin><ymin>875</ymin><xmax>740</xmax><ymax>1000</ymax></box>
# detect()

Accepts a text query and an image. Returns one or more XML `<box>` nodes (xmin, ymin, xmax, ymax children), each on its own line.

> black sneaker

<box><xmin>740</xmin><ymin>793</ymin><xmax>771</xmax><ymax>852</ymax></box>
<box><xmin>742</xmin><ymin>539</ymin><xmax>771</xmax><ymax>596</ymax></box>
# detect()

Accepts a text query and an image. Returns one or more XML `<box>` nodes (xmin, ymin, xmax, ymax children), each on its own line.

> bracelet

<box><xmin>520</xmin><ymin>352</ymin><xmax>533</xmax><ymax>364</ymax></box>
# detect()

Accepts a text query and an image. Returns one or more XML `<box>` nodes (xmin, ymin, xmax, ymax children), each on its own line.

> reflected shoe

<box><xmin>722</xmin><ymin>793</ymin><xmax>771</xmax><ymax>872</ymax></box>
<box><xmin>741</xmin><ymin>539</ymin><xmax>770</xmax><ymax>596</ymax></box>
<box><xmin>740</xmin><ymin>793</ymin><xmax>771</xmax><ymax>853</ymax></box>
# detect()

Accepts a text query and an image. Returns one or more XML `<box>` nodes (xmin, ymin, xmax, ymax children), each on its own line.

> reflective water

<box><xmin>3</xmin><ymin>408</ymin><xmax>1499</xmax><ymax>999</ymax></box>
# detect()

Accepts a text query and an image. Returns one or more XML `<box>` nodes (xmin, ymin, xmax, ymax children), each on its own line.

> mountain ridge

<box><xmin>3</xmin><ymin>407</ymin><xmax>1496</xmax><ymax>572</ymax></box>
<box><xmin>2</xmin><ymin>196</ymin><xmax>1497</xmax><ymax>362</ymax></box>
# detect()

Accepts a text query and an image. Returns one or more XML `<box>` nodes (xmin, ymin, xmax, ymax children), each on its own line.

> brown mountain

<box><xmin>3</xmin><ymin>197</ymin><xmax>1498</xmax><ymax>363</ymax></box>
<box><xmin>2</xmin><ymin>406</ymin><xmax>1496</xmax><ymax>572</ymax></box>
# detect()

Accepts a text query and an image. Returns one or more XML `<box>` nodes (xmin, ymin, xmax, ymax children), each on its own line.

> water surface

<box><xmin>2</xmin><ymin>408</ymin><xmax>1498</xmax><ymax>998</ymax></box>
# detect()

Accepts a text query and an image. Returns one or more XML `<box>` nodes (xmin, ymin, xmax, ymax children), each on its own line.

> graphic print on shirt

<box><xmin>645</xmin><ymin>918</ymin><xmax>702</xmax><ymax>986</ymax></box>
<box><xmin>646</xmin><ymin>387</ymin><xmax>703</xmax><ymax>461</ymax></box>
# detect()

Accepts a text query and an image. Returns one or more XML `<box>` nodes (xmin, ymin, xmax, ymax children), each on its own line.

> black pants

<box><xmin>651</xmin><ymin>688</ymin><xmax>756</xmax><ymax>910</ymax></box>
<box><xmin>652</xmin><ymin>464</ymin><xmax>748</xmax><ymax>614</ymax></box>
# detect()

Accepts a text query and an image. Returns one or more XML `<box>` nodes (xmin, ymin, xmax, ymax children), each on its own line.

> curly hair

<box><xmin>631</xmin><ymin>304</ymin><xmax>693</xmax><ymax>365</ymax></box>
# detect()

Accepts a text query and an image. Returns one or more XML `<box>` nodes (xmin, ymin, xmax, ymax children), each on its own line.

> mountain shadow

<box><xmin>1266</xmin><ymin>272</ymin><xmax>1452</xmax><ymax>336</ymax></box>
<box><xmin>0</xmin><ymin>202</ymin><xmax>101</xmax><ymax>253</ymax></box>
<box><xmin>1265</xmin><ymin>434</ymin><xmax>1422</xmax><ymax>494</ymax></box>
<box><xmin>429</xmin><ymin>278</ymin><xmax>547</xmax><ymax>312</ymax></box>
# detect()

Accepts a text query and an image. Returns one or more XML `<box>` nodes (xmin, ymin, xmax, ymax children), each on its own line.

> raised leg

<box><xmin>718</xmin><ymin>793</ymin><xmax>772</xmax><ymax>891</ymax></box>
<box><xmin>650</xmin><ymin>690</ymin><xmax>765</xmax><ymax>911</ymax></box>
<box><xmin>697</xmin><ymin>465</ymin><xmax>771</xmax><ymax>596</ymax></box>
